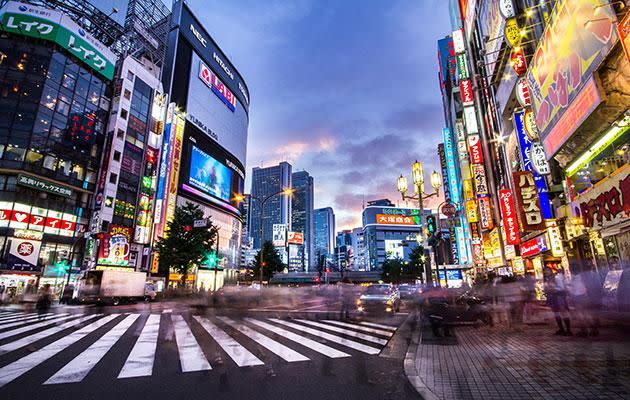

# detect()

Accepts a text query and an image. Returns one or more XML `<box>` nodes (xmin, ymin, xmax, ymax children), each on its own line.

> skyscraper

<box><xmin>250</xmin><ymin>162</ymin><xmax>292</xmax><ymax>249</ymax></box>
<box><xmin>314</xmin><ymin>207</ymin><xmax>335</xmax><ymax>264</ymax></box>
<box><xmin>291</xmin><ymin>171</ymin><xmax>314</xmax><ymax>271</ymax></box>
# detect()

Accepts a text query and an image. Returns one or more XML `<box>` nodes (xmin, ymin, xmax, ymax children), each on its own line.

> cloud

<box><xmin>385</xmin><ymin>103</ymin><xmax>445</xmax><ymax>132</ymax></box>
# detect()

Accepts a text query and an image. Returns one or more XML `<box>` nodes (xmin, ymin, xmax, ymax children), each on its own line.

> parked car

<box><xmin>357</xmin><ymin>284</ymin><xmax>400</xmax><ymax>315</ymax></box>
<box><xmin>398</xmin><ymin>284</ymin><xmax>421</xmax><ymax>300</ymax></box>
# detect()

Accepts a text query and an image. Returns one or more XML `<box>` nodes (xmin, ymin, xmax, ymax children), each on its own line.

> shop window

<box><xmin>113</xmin><ymin>150</ymin><xmax>121</xmax><ymax>162</ymax></box>
<box><xmin>25</xmin><ymin>150</ymin><xmax>43</xmax><ymax>165</ymax></box>
<box><xmin>46</xmin><ymin>60</ymin><xmax>64</xmax><ymax>83</ymax></box>
<box><xmin>71</xmin><ymin>163</ymin><xmax>85</xmax><ymax>180</ymax></box>
<box><xmin>43</xmin><ymin>155</ymin><xmax>57</xmax><ymax>171</ymax></box>
<box><xmin>4</xmin><ymin>146</ymin><xmax>25</xmax><ymax>161</ymax></box>
<box><xmin>59</xmin><ymin>159</ymin><xmax>72</xmax><ymax>176</ymax></box>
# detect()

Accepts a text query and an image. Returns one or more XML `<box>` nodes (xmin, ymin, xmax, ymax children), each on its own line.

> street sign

<box><xmin>193</xmin><ymin>219</ymin><xmax>208</xmax><ymax>228</ymax></box>
<box><xmin>442</xmin><ymin>203</ymin><xmax>456</xmax><ymax>217</ymax></box>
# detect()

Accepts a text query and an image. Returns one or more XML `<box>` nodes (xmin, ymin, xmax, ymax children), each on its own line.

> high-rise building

<box><xmin>350</xmin><ymin>227</ymin><xmax>367</xmax><ymax>271</ymax></box>
<box><xmin>250</xmin><ymin>162</ymin><xmax>292</xmax><ymax>249</ymax></box>
<box><xmin>291</xmin><ymin>171</ymin><xmax>314</xmax><ymax>271</ymax></box>
<box><xmin>314</xmin><ymin>207</ymin><xmax>335</xmax><ymax>264</ymax></box>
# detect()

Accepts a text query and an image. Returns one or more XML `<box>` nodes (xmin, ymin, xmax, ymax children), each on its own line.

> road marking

<box><xmin>295</xmin><ymin>319</ymin><xmax>388</xmax><ymax>345</ymax></box>
<box><xmin>194</xmin><ymin>316</ymin><xmax>263</xmax><ymax>367</ymax></box>
<box><xmin>217</xmin><ymin>317</ymin><xmax>309</xmax><ymax>363</ymax></box>
<box><xmin>359</xmin><ymin>321</ymin><xmax>398</xmax><ymax>331</ymax></box>
<box><xmin>0</xmin><ymin>314</ymin><xmax>118</xmax><ymax>388</ymax></box>
<box><xmin>171</xmin><ymin>314</ymin><xmax>211</xmax><ymax>372</ymax></box>
<box><xmin>0</xmin><ymin>314</ymin><xmax>75</xmax><ymax>340</ymax></box>
<box><xmin>0</xmin><ymin>313</ymin><xmax>41</xmax><ymax>324</ymax></box>
<box><xmin>0</xmin><ymin>313</ymin><xmax>65</xmax><ymax>330</ymax></box>
<box><xmin>0</xmin><ymin>314</ymin><xmax>103</xmax><ymax>355</ymax></box>
<box><xmin>268</xmin><ymin>318</ymin><xmax>381</xmax><ymax>355</ymax></box>
<box><xmin>118</xmin><ymin>314</ymin><xmax>161</xmax><ymax>378</ymax></box>
<box><xmin>44</xmin><ymin>314</ymin><xmax>140</xmax><ymax>384</ymax></box>
<box><xmin>321</xmin><ymin>320</ymin><xmax>395</xmax><ymax>337</ymax></box>
<box><xmin>246</xmin><ymin>318</ymin><xmax>350</xmax><ymax>358</ymax></box>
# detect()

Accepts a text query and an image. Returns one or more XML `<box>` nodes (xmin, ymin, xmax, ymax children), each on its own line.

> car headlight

<box><xmin>356</xmin><ymin>298</ymin><xmax>362</xmax><ymax>305</ymax></box>
<box><xmin>387</xmin><ymin>299</ymin><xmax>393</xmax><ymax>305</ymax></box>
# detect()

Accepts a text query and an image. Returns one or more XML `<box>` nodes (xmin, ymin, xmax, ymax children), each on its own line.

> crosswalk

<box><xmin>0</xmin><ymin>310</ymin><xmax>399</xmax><ymax>387</ymax></box>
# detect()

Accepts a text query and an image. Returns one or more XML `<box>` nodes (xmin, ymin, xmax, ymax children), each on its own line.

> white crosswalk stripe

<box><xmin>194</xmin><ymin>316</ymin><xmax>263</xmax><ymax>367</ymax></box>
<box><xmin>217</xmin><ymin>316</ymin><xmax>309</xmax><ymax>363</ymax></box>
<box><xmin>0</xmin><ymin>314</ymin><xmax>119</xmax><ymax>388</ymax></box>
<box><xmin>268</xmin><ymin>318</ymin><xmax>382</xmax><ymax>355</ymax></box>
<box><xmin>0</xmin><ymin>313</ymin><xmax>66</xmax><ymax>330</ymax></box>
<box><xmin>294</xmin><ymin>319</ymin><xmax>388</xmax><ymax>345</ymax></box>
<box><xmin>118</xmin><ymin>314</ymin><xmax>161</xmax><ymax>378</ymax></box>
<box><xmin>45</xmin><ymin>314</ymin><xmax>140</xmax><ymax>384</ymax></box>
<box><xmin>0</xmin><ymin>314</ymin><xmax>103</xmax><ymax>355</ymax></box>
<box><xmin>0</xmin><ymin>313</ymin><xmax>41</xmax><ymax>324</ymax></box>
<box><xmin>245</xmin><ymin>318</ymin><xmax>350</xmax><ymax>358</ymax></box>
<box><xmin>171</xmin><ymin>314</ymin><xmax>212</xmax><ymax>372</ymax></box>
<box><xmin>321</xmin><ymin>320</ymin><xmax>395</xmax><ymax>337</ymax></box>
<box><xmin>0</xmin><ymin>314</ymin><xmax>76</xmax><ymax>340</ymax></box>
<box><xmin>359</xmin><ymin>321</ymin><xmax>398</xmax><ymax>331</ymax></box>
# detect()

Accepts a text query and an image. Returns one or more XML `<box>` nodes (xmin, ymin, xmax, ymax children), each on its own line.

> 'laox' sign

<box><xmin>199</xmin><ymin>61</ymin><xmax>236</xmax><ymax>112</ymax></box>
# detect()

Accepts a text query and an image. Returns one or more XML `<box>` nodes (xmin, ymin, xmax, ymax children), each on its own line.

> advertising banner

<box><xmin>287</xmin><ymin>231</ymin><xmax>304</xmax><ymax>245</ymax></box>
<box><xmin>375</xmin><ymin>214</ymin><xmax>419</xmax><ymax>226</ymax></box>
<box><xmin>513</xmin><ymin>171</ymin><xmax>546</xmax><ymax>231</ymax></box>
<box><xmin>438</xmin><ymin>37</ymin><xmax>456</xmax><ymax>89</ymax></box>
<box><xmin>472</xmin><ymin>240</ymin><xmax>484</xmax><ymax>265</ymax></box>
<box><xmin>456</xmin><ymin>226</ymin><xmax>468</xmax><ymax>264</ymax></box>
<box><xmin>478</xmin><ymin>196</ymin><xmax>493</xmax><ymax>230</ymax></box>
<box><xmin>457</xmin><ymin>53</ymin><xmax>469</xmax><ymax>80</ymax></box>
<box><xmin>499</xmin><ymin>189</ymin><xmax>521</xmax><ymax>245</ymax></box>
<box><xmin>471</xmin><ymin>164</ymin><xmax>488</xmax><ymax>196</ymax></box>
<box><xmin>438</xmin><ymin>144</ymin><xmax>452</xmax><ymax>205</ymax></box>
<box><xmin>530</xmin><ymin>142</ymin><xmax>551</xmax><ymax>175</ymax></box>
<box><xmin>0</xmin><ymin>2</ymin><xmax>116</xmax><ymax>79</ymax></box>
<box><xmin>188</xmin><ymin>145</ymin><xmax>232</xmax><ymax>202</ymax></box>
<box><xmin>526</xmin><ymin>0</ymin><xmax>617</xmax><ymax>143</ymax></box>
<box><xmin>520</xmin><ymin>234</ymin><xmax>548</xmax><ymax>258</ymax></box>
<box><xmin>546</xmin><ymin>220</ymin><xmax>564</xmax><ymax>258</ymax></box>
<box><xmin>463</xmin><ymin>106</ymin><xmax>478</xmax><ymax>134</ymax></box>
<box><xmin>17</xmin><ymin>174</ymin><xmax>73</xmax><ymax>198</ymax></box>
<box><xmin>272</xmin><ymin>224</ymin><xmax>287</xmax><ymax>247</ymax></box>
<box><xmin>514</xmin><ymin>111</ymin><xmax>553</xmax><ymax>218</ymax></box>
<box><xmin>443</xmin><ymin>128</ymin><xmax>460</xmax><ymax>204</ymax></box>
<box><xmin>460</xmin><ymin>79</ymin><xmax>474</xmax><ymax>105</ymax></box>
<box><xmin>515</xmin><ymin>78</ymin><xmax>531</xmax><ymax>107</ymax></box>
<box><xmin>0</xmin><ymin>201</ymin><xmax>80</xmax><ymax>237</ymax></box>
<box><xmin>467</xmin><ymin>134</ymin><xmax>483</xmax><ymax>164</ymax></box>
<box><xmin>8</xmin><ymin>237</ymin><xmax>42</xmax><ymax>271</ymax></box>
<box><xmin>465</xmin><ymin>200</ymin><xmax>478</xmax><ymax>223</ymax></box>
<box><xmin>511</xmin><ymin>47</ymin><xmax>527</xmax><ymax>76</ymax></box>
<box><xmin>98</xmin><ymin>225</ymin><xmax>132</xmax><ymax>266</ymax></box>
<box><xmin>163</xmin><ymin>111</ymin><xmax>185</xmax><ymax>232</ymax></box>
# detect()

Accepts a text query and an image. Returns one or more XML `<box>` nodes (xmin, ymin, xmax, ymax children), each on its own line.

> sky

<box><xmin>186</xmin><ymin>0</ymin><xmax>451</xmax><ymax>230</ymax></box>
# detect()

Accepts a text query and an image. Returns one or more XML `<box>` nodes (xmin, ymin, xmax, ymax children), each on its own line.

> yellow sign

<box><xmin>504</xmin><ymin>18</ymin><xmax>521</xmax><ymax>47</ymax></box>
<box><xmin>546</xmin><ymin>220</ymin><xmax>564</xmax><ymax>258</ymax></box>
<box><xmin>463</xmin><ymin>179</ymin><xmax>474</xmax><ymax>200</ymax></box>
<box><xmin>466</xmin><ymin>200</ymin><xmax>478</xmax><ymax>222</ymax></box>
<box><xmin>151</xmin><ymin>253</ymin><xmax>159</xmax><ymax>274</ymax></box>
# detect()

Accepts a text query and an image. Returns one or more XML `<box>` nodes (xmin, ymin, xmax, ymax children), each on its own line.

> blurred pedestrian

<box><xmin>36</xmin><ymin>284</ymin><xmax>52</xmax><ymax>321</ymax></box>
<box><xmin>338</xmin><ymin>278</ymin><xmax>354</xmax><ymax>319</ymax></box>
<box><xmin>582</xmin><ymin>263</ymin><xmax>603</xmax><ymax>336</ymax></box>
<box><xmin>543</xmin><ymin>267</ymin><xmax>572</xmax><ymax>336</ymax></box>
<box><xmin>522</xmin><ymin>273</ymin><xmax>537</xmax><ymax>324</ymax></box>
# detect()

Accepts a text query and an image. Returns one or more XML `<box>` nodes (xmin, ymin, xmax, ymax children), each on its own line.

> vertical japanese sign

<box><xmin>155</xmin><ymin>102</ymin><xmax>175</xmax><ymax>230</ymax></box>
<box><xmin>466</xmin><ymin>200</ymin><xmax>478</xmax><ymax>222</ymax></box>
<box><xmin>499</xmin><ymin>189</ymin><xmax>520</xmax><ymax>245</ymax></box>
<box><xmin>478</xmin><ymin>196</ymin><xmax>493</xmax><ymax>230</ymax></box>
<box><xmin>456</xmin><ymin>226</ymin><xmax>469</xmax><ymax>264</ymax></box>
<box><xmin>438</xmin><ymin>144</ymin><xmax>452</xmax><ymax>205</ymax></box>
<box><xmin>443</xmin><ymin>128</ymin><xmax>460</xmax><ymax>205</ymax></box>
<box><xmin>164</xmin><ymin>111</ymin><xmax>186</xmax><ymax>233</ymax></box>
<box><xmin>513</xmin><ymin>171</ymin><xmax>546</xmax><ymax>231</ymax></box>
<box><xmin>460</xmin><ymin>79</ymin><xmax>474</xmax><ymax>105</ymax></box>
<box><xmin>471</xmin><ymin>164</ymin><xmax>488</xmax><ymax>196</ymax></box>
<box><xmin>514</xmin><ymin>111</ymin><xmax>552</xmax><ymax>218</ymax></box>
<box><xmin>467</xmin><ymin>134</ymin><xmax>483</xmax><ymax>164</ymax></box>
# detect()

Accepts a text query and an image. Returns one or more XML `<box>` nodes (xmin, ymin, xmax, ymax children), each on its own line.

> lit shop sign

<box><xmin>443</xmin><ymin>128</ymin><xmax>460</xmax><ymax>204</ymax></box>
<box><xmin>438</xmin><ymin>144</ymin><xmax>452</xmax><ymax>205</ymax></box>
<box><xmin>499</xmin><ymin>189</ymin><xmax>520</xmax><ymax>245</ymax></box>
<box><xmin>463</xmin><ymin>106</ymin><xmax>478</xmax><ymax>134</ymax></box>
<box><xmin>546</xmin><ymin>220</ymin><xmax>564</xmax><ymax>258</ymax></box>
<box><xmin>287</xmin><ymin>232</ymin><xmax>304</xmax><ymax>245</ymax></box>
<box><xmin>472</xmin><ymin>164</ymin><xmax>488</xmax><ymax>196</ymax></box>
<box><xmin>465</xmin><ymin>200</ymin><xmax>478</xmax><ymax>223</ymax></box>
<box><xmin>376</xmin><ymin>214</ymin><xmax>419</xmax><ymax>225</ymax></box>
<box><xmin>380</xmin><ymin>208</ymin><xmax>420</xmax><ymax>216</ymax></box>
<box><xmin>460</xmin><ymin>79</ymin><xmax>474</xmax><ymax>105</ymax></box>
<box><xmin>0</xmin><ymin>2</ymin><xmax>116</xmax><ymax>80</ymax></box>
<box><xmin>17</xmin><ymin>174</ymin><xmax>73</xmax><ymax>198</ymax></box>
<box><xmin>513</xmin><ymin>171</ymin><xmax>546</xmax><ymax>231</ymax></box>
<box><xmin>529</xmin><ymin>142</ymin><xmax>551</xmax><ymax>175</ymax></box>
<box><xmin>504</xmin><ymin>18</ymin><xmax>521</xmax><ymax>48</ymax></box>
<box><xmin>499</xmin><ymin>0</ymin><xmax>515</xmax><ymax>19</ymax></box>
<box><xmin>457</xmin><ymin>54</ymin><xmax>469</xmax><ymax>80</ymax></box>
<box><xmin>524</xmin><ymin>109</ymin><xmax>539</xmax><ymax>140</ymax></box>
<box><xmin>527</xmin><ymin>0</ymin><xmax>616</xmax><ymax>144</ymax></box>
<box><xmin>0</xmin><ymin>201</ymin><xmax>83</xmax><ymax>237</ymax></box>
<box><xmin>472</xmin><ymin>240</ymin><xmax>484</xmax><ymax>265</ymax></box>
<box><xmin>456</xmin><ymin>226</ymin><xmax>468</xmax><ymax>264</ymax></box>
<box><xmin>467</xmin><ymin>134</ymin><xmax>483</xmax><ymax>164</ymax></box>
<box><xmin>573</xmin><ymin>166</ymin><xmax>630</xmax><ymax>229</ymax></box>
<box><xmin>514</xmin><ymin>111</ymin><xmax>552</xmax><ymax>219</ymax></box>
<box><xmin>199</xmin><ymin>61</ymin><xmax>236</xmax><ymax>112</ymax></box>
<box><xmin>520</xmin><ymin>234</ymin><xmax>548</xmax><ymax>258</ymax></box>
<box><xmin>272</xmin><ymin>224</ymin><xmax>287</xmax><ymax>247</ymax></box>
<box><xmin>511</xmin><ymin>47</ymin><xmax>527</xmax><ymax>76</ymax></box>
<box><xmin>515</xmin><ymin>78</ymin><xmax>531</xmax><ymax>107</ymax></box>
<box><xmin>452</xmin><ymin>28</ymin><xmax>465</xmax><ymax>53</ymax></box>
<box><xmin>478</xmin><ymin>196</ymin><xmax>493</xmax><ymax>230</ymax></box>
<box><xmin>97</xmin><ymin>225</ymin><xmax>132</xmax><ymax>267</ymax></box>
<box><xmin>463</xmin><ymin>179</ymin><xmax>474</xmax><ymax>200</ymax></box>
<box><xmin>8</xmin><ymin>236</ymin><xmax>42</xmax><ymax>271</ymax></box>
<box><xmin>154</xmin><ymin>103</ymin><xmax>175</xmax><ymax>225</ymax></box>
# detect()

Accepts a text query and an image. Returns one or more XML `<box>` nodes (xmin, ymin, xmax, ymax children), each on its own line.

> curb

<box><xmin>403</xmin><ymin>311</ymin><xmax>439</xmax><ymax>400</ymax></box>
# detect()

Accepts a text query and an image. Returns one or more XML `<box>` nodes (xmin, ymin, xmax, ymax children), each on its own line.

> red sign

<box><xmin>467</xmin><ymin>134</ymin><xmax>483</xmax><ymax>164</ymax></box>
<box><xmin>199</xmin><ymin>61</ymin><xmax>237</xmax><ymax>112</ymax></box>
<box><xmin>11</xmin><ymin>210</ymin><xmax>29</xmax><ymax>224</ymax></box>
<box><xmin>520</xmin><ymin>235</ymin><xmax>548</xmax><ymax>258</ymax></box>
<box><xmin>472</xmin><ymin>241</ymin><xmax>484</xmax><ymax>265</ymax></box>
<box><xmin>442</xmin><ymin>203</ymin><xmax>456</xmax><ymax>217</ymax></box>
<box><xmin>478</xmin><ymin>196</ymin><xmax>493</xmax><ymax>230</ymax></box>
<box><xmin>516</xmin><ymin>78</ymin><xmax>531</xmax><ymax>107</ymax></box>
<box><xmin>499</xmin><ymin>189</ymin><xmax>521</xmax><ymax>245</ymax></box>
<box><xmin>460</xmin><ymin>79</ymin><xmax>474</xmax><ymax>105</ymax></box>
<box><xmin>513</xmin><ymin>171</ymin><xmax>546</xmax><ymax>231</ymax></box>
<box><xmin>510</xmin><ymin>47</ymin><xmax>527</xmax><ymax>76</ymax></box>
<box><xmin>575</xmin><ymin>167</ymin><xmax>630</xmax><ymax>229</ymax></box>
<box><xmin>287</xmin><ymin>231</ymin><xmax>304</xmax><ymax>245</ymax></box>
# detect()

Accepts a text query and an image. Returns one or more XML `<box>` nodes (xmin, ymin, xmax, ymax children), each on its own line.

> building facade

<box><xmin>291</xmin><ymin>170</ymin><xmax>314</xmax><ymax>271</ymax></box>
<box><xmin>313</xmin><ymin>207</ymin><xmax>335</xmax><ymax>268</ymax></box>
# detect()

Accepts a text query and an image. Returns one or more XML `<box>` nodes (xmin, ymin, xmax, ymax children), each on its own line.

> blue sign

<box><xmin>188</xmin><ymin>145</ymin><xmax>232</xmax><ymax>202</ymax></box>
<box><xmin>514</xmin><ymin>111</ymin><xmax>552</xmax><ymax>219</ymax></box>
<box><xmin>443</xmin><ymin>128</ymin><xmax>460</xmax><ymax>205</ymax></box>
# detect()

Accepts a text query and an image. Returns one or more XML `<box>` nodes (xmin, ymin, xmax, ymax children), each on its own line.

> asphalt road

<box><xmin>0</xmin><ymin>301</ymin><xmax>420</xmax><ymax>400</ymax></box>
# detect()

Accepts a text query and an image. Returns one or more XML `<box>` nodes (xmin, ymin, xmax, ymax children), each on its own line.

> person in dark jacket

<box><xmin>35</xmin><ymin>284</ymin><xmax>52</xmax><ymax>321</ymax></box>
<box><xmin>543</xmin><ymin>267</ymin><xmax>572</xmax><ymax>335</ymax></box>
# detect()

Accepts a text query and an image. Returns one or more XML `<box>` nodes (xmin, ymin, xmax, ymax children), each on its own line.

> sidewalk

<box><xmin>405</xmin><ymin>317</ymin><xmax>630</xmax><ymax>400</ymax></box>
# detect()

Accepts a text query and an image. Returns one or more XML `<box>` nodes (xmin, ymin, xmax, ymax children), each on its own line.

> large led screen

<box><xmin>188</xmin><ymin>145</ymin><xmax>232</xmax><ymax>202</ymax></box>
<box><xmin>187</xmin><ymin>51</ymin><xmax>248</xmax><ymax>167</ymax></box>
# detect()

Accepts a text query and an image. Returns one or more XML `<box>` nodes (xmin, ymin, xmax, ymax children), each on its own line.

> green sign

<box><xmin>0</xmin><ymin>2</ymin><xmax>116</xmax><ymax>80</ymax></box>
<box><xmin>17</xmin><ymin>174</ymin><xmax>73</xmax><ymax>198</ymax></box>
<box><xmin>457</xmin><ymin>54</ymin><xmax>469</xmax><ymax>80</ymax></box>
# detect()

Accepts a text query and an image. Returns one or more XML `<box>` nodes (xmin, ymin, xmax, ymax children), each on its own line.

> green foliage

<box><xmin>155</xmin><ymin>202</ymin><xmax>218</xmax><ymax>286</ymax></box>
<box><xmin>408</xmin><ymin>245</ymin><xmax>427</xmax><ymax>281</ymax></box>
<box><xmin>252</xmin><ymin>241</ymin><xmax>285</xmax><ymax>282</ymax></box>
<box><xmin>381</xmin><ymin>245</ymin><xmax>427</xmax><ymax>284</ymax></box>
<box><xmin>381</xmin><ymin>258</ymin><xmax>405</xmax><ymax>284</ymax></box>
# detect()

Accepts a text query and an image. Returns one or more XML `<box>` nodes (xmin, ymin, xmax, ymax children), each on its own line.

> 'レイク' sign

<box><xmin>199</xmin><ymin>61</ymin><xmax>236</xmax><ymax>112</ymax></box>
<box><xmin>467</xmin><ymin>134</ymin><xmax>483</xmax><ymax>164</ymax></box>
<box><xmin>499</xmin><ymin>189</ymin><xmax>520</xmax><ymax>245</ymax></box>
<box><xmin>513</xmin><ymin>171</ymin><xmax>546</xmax><ymax>231</ymax></box>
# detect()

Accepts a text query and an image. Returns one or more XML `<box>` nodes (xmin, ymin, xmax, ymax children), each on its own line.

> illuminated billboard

<box><xmin>363</xmin><ymin>207</ymin><xmax>422</xmax><ymax>226</ymax></box>
<box><xmin>188</xmin><ymin>145</ymin><xmax>232</xmax><ymax>203</ymax></box>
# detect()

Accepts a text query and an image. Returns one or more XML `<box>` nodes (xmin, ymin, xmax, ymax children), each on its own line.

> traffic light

<box><xmin>426</xmin><ymin>215</ymin><xmax>436</xmax><ymax>233</ymax></box>
<box><xmin>205</xmin><ymin>252</ymin><xmax>217</xmax><ymax>268</ymax></box>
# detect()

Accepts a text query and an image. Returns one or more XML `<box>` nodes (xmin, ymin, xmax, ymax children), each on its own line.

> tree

<box><xmin>408</xmin><ymin>245</ymin><xmax>427</xmax><ymax>284</ymax></box>
<box><xmin>381</xmin><ymin>258</ymin><xmax>405</xmax><ymax>284</ymax></box>
<box><xmin>252</xmin><ymin>240</ymin><xmax>285</xmax><ymax>282</ymax></box>
<box><xmin>155</xmin><ymin>202</ymin><xmax>218</xmax><ymax>287</ymax></box>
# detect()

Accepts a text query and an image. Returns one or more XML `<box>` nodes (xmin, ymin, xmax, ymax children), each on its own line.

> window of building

<box><xmin>124</xmin><ymin>89</ymin><xmax>131</xmax><ymax>100</ymax></box>
<box><xmin>120</xmin><ymin>109</ymin><xmax>128</xmax><ymax>120</ymax></box>
<box><xmin>117</xmin><ymin>129</ymin><xmax>124</xmax><ymax>139</ymax></box>
<box><xmin>4</xmin><ymin>145</ymin><xmax>25</xmax><ymax>161</ymax></box>
<box><xmin>25</xmin><ymin>150</ymin><xmax>43</xmax><ymax>165</ymax></box>
<box><xmin>113</xmin><ymin>150</ymin><xmax>121</xmax><ymax>162</ymax></box>
<box><xmin>127</xmin><ymin>71</ymin><xmax>134</xmax><ymax>81</ymax></box>
<box><xmin>43</xmin><ymin>155</ymin><xmax>57</xmax><ymax>170</ymax></box>
<box><xmin>109</xmin><ymin>173</ymin><xmax>117</xmax><ymax>184</ymax></box>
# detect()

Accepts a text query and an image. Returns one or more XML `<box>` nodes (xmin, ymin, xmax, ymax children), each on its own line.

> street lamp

<box><xmin>234</xmin><ymin>187</ymin><xmax>295</xmax><ymax>286</ymax></box>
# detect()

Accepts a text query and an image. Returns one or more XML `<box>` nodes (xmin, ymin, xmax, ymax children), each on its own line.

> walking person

<box><xmin>36</xmin><ymin>284</ymin><xmax>52</xmax><ymax>321</ymax></box>
<box><xmin>338</xmin><ymin>278</ymin><xmax>354</xmax><ymax>320</ymax></box>
<box><xmin>582</xmin><ymin>263</ymin><xmax>603</xmax><ymax>336</ymax></box>
<box><xmin>543</xmin><ymin>267</ymin><xmax>572</xmax><ymax>336</ymax></box>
